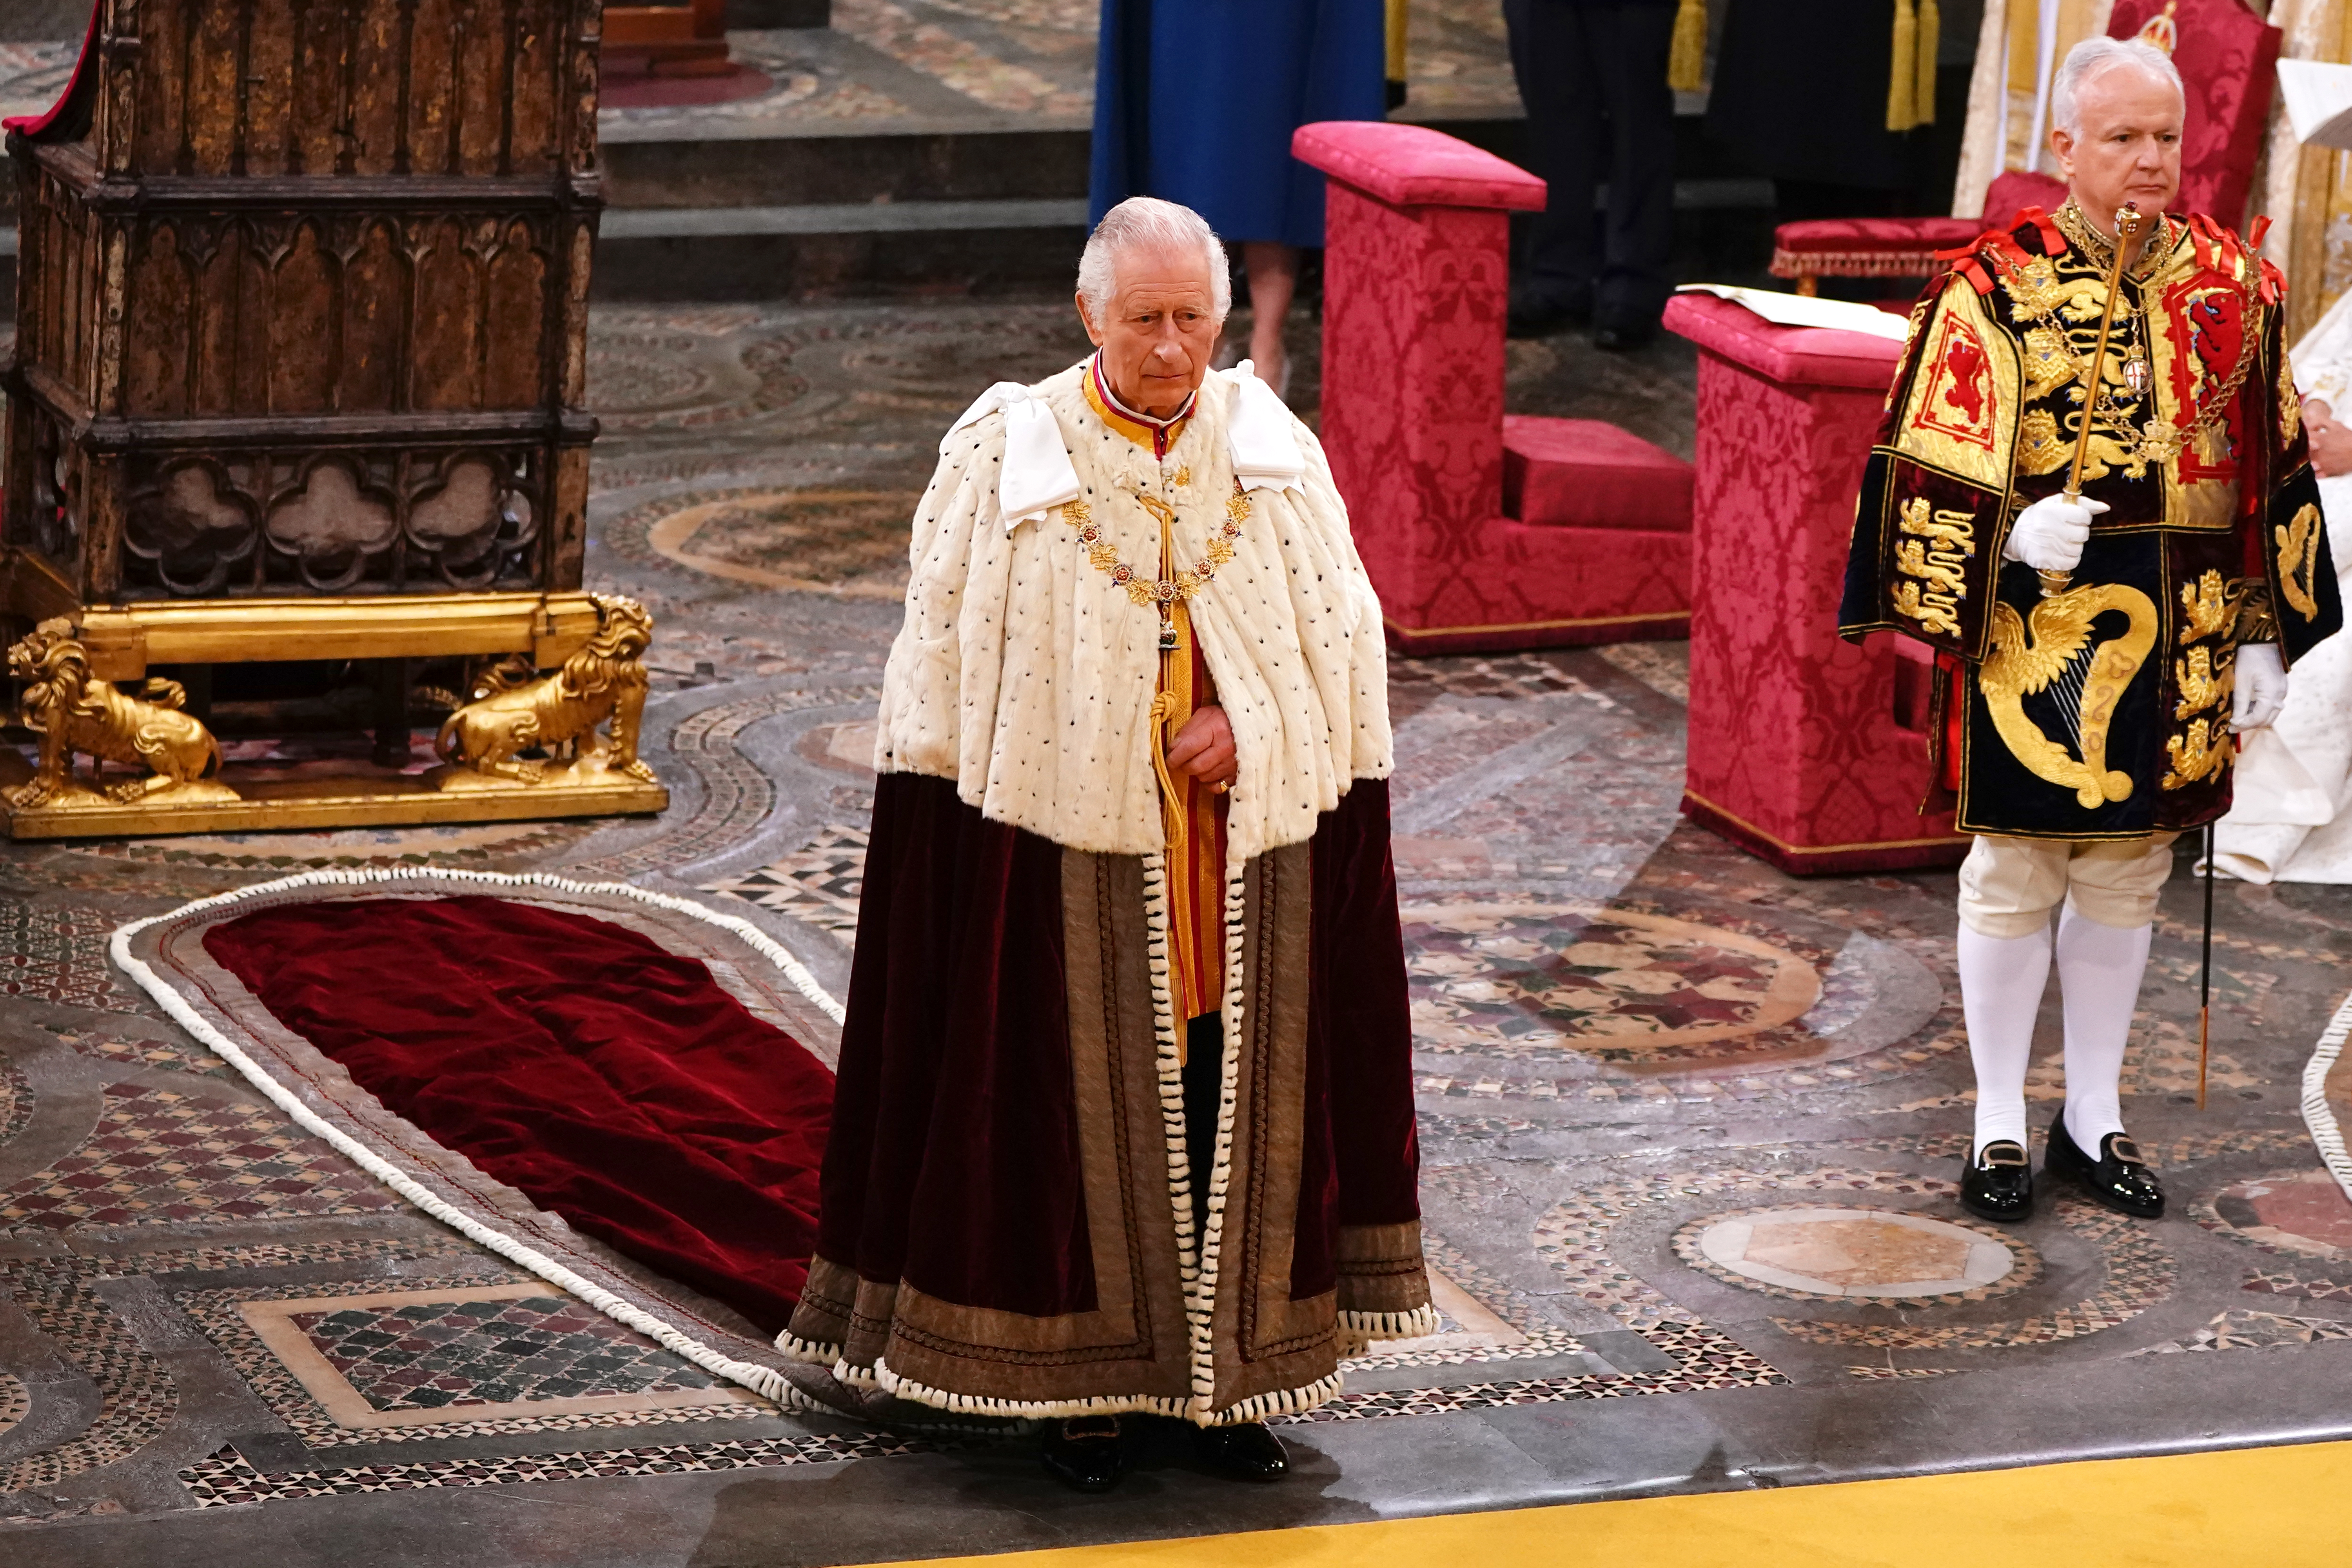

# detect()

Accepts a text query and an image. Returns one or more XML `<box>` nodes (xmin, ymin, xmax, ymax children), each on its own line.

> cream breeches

<box><xmin>1956</xmin><ymin>833</ymin><xmax>2179</xmax><ymax>938</ymax></box>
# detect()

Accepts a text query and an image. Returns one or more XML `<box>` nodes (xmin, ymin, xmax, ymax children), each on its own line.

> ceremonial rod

<box><xmin>2042</xmin><ymin>201</ymin><xmax>2144</xmax><ymax>599</ymax></box>
<box><xmin>2200</xmin><ymin>823</ymin><xmax>2215</xmax><ymax>1110</ymax></box>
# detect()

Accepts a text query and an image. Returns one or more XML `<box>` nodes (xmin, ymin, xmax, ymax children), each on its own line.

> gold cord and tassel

<box><xmin>1887</xmin><ymin>0</ymin><xmax>1916</xmax><ymax>131</ymax></box>
<box><xmin>1886</xmin><ymin>0</ymin><xmax>1938</xmax><ymax>132</ymax></box>
<box><xmin>1916</xmin><ymin>0</ymin><xmax>1940</xmax><ymax>122</ymax></box>
<box><xmin>1668</xmin><ymin>0</ymin><xmax>1706</xmax><ymax>93</ymax></box>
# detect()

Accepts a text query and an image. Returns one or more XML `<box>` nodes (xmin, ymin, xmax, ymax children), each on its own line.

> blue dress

<box><xmin>1089</xmin><ymin>0</ymin><xmax>1387</xmax><ymax>249</ymax></box>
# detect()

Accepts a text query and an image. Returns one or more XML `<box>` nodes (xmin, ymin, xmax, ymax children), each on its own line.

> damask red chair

<box><xmin>1769</xmin><ymin>0</ymin><xmax>2280</xmax><ymax>295</ymax></box>
<box><xmin>1293</xmin><ymin>122</ymin><xmax>1695</xmax><ymax>653</ymax></box>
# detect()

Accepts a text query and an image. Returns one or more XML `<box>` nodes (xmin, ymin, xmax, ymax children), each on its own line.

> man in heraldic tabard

<box><xmin>780</xmin><ymin>197</ymin><xmax>1435</xmax><ymax>1491</ymax></box>
<box><xmin>1842</xmin><ymin>38</ymin><xmax>2344</xmax><ymax>1227</ymax></box>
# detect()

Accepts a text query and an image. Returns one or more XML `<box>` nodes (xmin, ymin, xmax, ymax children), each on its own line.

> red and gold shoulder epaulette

<box><xmin>1938</xmin><ymin>207</ymin><xmax>2064</xmax><ymax>296</ymax></box>
<box><xmin>2184</xmin><ymin>212</ymin><xmax>2258</xmax><ymax>284</ymax></box>
<box><xmin>2258</xmin><ymin>257</ymin><xmax>2286</xmax><ymax>307</ymax></box>
<box><xmin>2246</xmin><ymin>215</ymin><xmax>2287</xmax><ymax>306</ymax></box>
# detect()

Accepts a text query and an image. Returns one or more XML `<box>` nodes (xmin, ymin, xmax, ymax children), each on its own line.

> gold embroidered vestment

<box><xmin>1839</xmin><ymin>205</ymin><xmax>2344</xmax><ymax>839</ymax></box>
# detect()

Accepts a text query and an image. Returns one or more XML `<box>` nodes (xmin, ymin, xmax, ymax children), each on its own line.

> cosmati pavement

<box><xmin>2</xmin><ymin>296</ymin><xmax>2351</xmax><ymax>1566</ymax></box>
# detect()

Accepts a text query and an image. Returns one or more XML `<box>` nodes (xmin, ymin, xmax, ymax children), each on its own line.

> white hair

<box><xmin>1077</xmin><ymin>197</ymin><xmax>1231</xmax><ymax>325</ymax></box>
<box><xmin>2051</xmin><ymin>36</ymin><xmax>2183</xmax><ymax>138</ymax></box>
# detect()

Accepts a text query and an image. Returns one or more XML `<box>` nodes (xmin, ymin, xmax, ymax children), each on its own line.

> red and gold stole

<box><xmin>1082</xmin><ymin>359</ymin><xmax>1227</xmax><ymax>1035</ymax></box>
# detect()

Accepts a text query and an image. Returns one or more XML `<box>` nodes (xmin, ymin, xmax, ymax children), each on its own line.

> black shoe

<box><xmin>2045</xmin><ymin>1114</ymin><xmax>2164</xmax><ymax>1218</ymax></box>
<box><xmin>1040</xmin><ymin>1415</ymin><xmax>1127</xmax><ymax>1492</ymax></box>
<box><xmin>1959</xmin><ymin>1139</ymin><xmax>2034</xmax><ymax>1223</ymax></box>
<box><xmin>1192</xmin><ymin>1421</ymin><xmax>1287</xmax><ymax>1481</ymax></box>
<box><xmin>1508</xmin><ymin>285</ymin><xmax>1591</xmax><ymax>339</ymax></box>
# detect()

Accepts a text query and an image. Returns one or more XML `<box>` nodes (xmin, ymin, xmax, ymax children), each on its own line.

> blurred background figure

<box><xmin>1503</xmin><ymin>0</ymin><xmax>1681</xmax><ymax>348</ymax></box>
<box><xmin>1089</xmin><ymin>0</ymin><xmax>1386</xmax><ymax>397</ymax></box>
<box><xmin>1706</xmin><ymin>0</ymin><xmax>1953</xmax><ymax>224</ymax></box>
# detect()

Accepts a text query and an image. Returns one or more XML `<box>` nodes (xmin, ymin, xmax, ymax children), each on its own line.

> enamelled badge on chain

<box><xmin>1060</xmin><ymin>485</ymin><xmax>1254</xmax><ymax>650</ymax></box>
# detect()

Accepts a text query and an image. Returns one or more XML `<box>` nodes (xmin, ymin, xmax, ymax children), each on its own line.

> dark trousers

<box><xmin>1181</xmin><ymin>1014</ymin><xmax>1224</xmax><ymax>1243</ymax></box>
<box><xmin>1503</xmin><ymin>0</ymin><xmax>1678</xmax><ymax>329</ymax></box>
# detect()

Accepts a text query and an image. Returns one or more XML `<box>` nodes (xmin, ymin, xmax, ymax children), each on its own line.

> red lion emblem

<box><xmin>1939</xmin><ymin>332</ymin><xmax>1990</xmax><ymax>427</ymax></box>
<box><xmin>1914</xmin><ymin>318</ymin><xmax>1996</xmax><ymax>451</ymax></box>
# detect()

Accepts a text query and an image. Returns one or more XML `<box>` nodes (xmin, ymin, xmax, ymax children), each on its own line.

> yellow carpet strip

<box><xmin>858</xmin><ymin>1438</ymin><xmax>2352</xmax><ymax>1568</ymax></box>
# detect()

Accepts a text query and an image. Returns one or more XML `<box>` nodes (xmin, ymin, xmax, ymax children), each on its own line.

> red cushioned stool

<box><xmin>1293</xmin><ymin>121</ymin><xmax>1691</xmax><ymax>652</ymax></box>
<box><xmin>1502</xmin><ymin>416</ymin><xmax>1692</xmax><ymax>532</ymax></box>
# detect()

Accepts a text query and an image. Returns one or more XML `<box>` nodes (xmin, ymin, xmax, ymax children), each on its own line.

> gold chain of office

<box><xmin>2011</xmin><ymin>201</ymin><xmax>2261</xmax><ymax>467</ymax></box>
<box><xmin>1058</xmin><ymin>484</ymin><xmax>1254</xmax><ymax>651</ymax></box>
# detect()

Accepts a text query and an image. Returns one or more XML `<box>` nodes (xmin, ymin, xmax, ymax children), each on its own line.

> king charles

<box><xmin>780</xmin><ymin>198</ymin><xmax>1434</xmax><ymax>1490</ymax></box>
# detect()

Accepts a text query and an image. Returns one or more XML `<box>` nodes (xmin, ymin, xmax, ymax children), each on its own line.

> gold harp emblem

<box><xmin>2278</xmin><ymin>503</ymin><xmax>2323</xmax><ymax>620</ymax></box>
<box><xmin>1980</xmin><ymin>583</ymin><xmax>2161</xmax><ymax>809</ymax></box>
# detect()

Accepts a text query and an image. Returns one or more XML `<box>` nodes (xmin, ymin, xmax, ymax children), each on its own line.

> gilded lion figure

<box><xmin>435</xmin><ymin>595</ymin><xmax>655</xmax><ymax>786</ymax></box>
<box><xmin>7</xmin><ymin>619</ymin><xmax>228</xmax><ymax>808</ymax></box>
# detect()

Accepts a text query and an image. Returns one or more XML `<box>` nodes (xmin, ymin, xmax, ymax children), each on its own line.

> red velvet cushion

<box><xmin>1291</xmin><ymin>121</ymin><xmax>1547</xmax><ymax>212</ymax></box>
<box><xmin>1502</xmin><ymin>416</ymin><xmax>1692</xmax><ymax>532</ymax></box>
<box><xmin>2108</xmin><ymin>0</ymin><xmax>2279</xmax><ymax>225</ymax></box>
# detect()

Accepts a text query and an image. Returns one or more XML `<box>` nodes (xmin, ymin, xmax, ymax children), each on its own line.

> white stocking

<box><xmin>1958</xmin><ymin>923</ymin><xmax>2053</xmax><ymax>1158</ymax></box>
<box><xmin>2054</xmin><ymin>906</ymin><xmax>2152</xmax><ymax>1152</ymax></box>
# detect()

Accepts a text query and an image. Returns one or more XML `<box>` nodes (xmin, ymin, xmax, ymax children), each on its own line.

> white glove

<box><xmin>2001</xmin><ymin>493</ymin><xmax>2109</xmax><ymax>573</ymax></box>
<box><xmin>2234</xmin><ymin>642</ymin><xmax>2288</xmax><ymax>730</ymax></box>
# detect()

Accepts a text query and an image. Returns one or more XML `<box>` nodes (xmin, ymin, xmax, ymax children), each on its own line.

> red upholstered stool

<box><xmin>1770</xmin><ymin>171</ymin><xmax>2064</xmax><ymax>294</ymax></box>
<box><xmin>1502</xmin><ymin>416</ymin><xmax>1692</xmax><ymax>531</ymax></box>
<box><xmin>1662</xmin><ymin>292</ymin><xmax>1968</xmax><ymax>875</ymax></box>
<box><xmin>1293</xmin><ymin>121</ymin><xmax>1691</xmax><ymax>652</ymax></box>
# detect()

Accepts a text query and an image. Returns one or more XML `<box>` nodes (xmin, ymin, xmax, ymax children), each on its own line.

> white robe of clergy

<box><xmin>2215</xmin><ymin>295</ymin><xmax>2352</xmax><ymax>884</ymax></box>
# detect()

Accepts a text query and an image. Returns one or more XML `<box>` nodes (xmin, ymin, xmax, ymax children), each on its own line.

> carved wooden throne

<box><xmin>0</xmin><ymin>0</ymin><xmax>667</xmax><ymax>837</ymax></box>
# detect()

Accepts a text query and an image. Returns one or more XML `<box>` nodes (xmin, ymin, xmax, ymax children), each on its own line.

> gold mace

<box><xmin>2041</xmin><ymin>200</ymin><xmax>2144</xmax><ymax>599</ymax></box>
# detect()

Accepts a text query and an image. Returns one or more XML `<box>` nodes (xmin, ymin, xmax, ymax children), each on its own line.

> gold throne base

<box><xmin>0</xmin><ymin>752</ymin><xmax>668</xmax><ymax>840</ymax></box>
<box><xmin>2</xmin><ymin>588</ymin><xmax>669</xmax><ymax>842</ymax></box>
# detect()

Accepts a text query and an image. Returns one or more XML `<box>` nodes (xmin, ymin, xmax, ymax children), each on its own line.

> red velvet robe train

<box><xmin>781</xmin><ymin>770</ymin><xmax>1431</xmax><ymax>1423</ymax></box>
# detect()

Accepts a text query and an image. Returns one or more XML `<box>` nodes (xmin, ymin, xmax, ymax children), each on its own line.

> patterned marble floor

<box><xmin>0</xmin><ymin>2</ymin><xmax>1525</xmax><ymax>136</ymax></box>
<box><xmin>2</xmin><ymin>295</ymin><xmax>2351</xmax><ymax>1566</ymax></box>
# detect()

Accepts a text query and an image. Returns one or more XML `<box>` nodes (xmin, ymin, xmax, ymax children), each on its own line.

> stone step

<box><xmin>592</xmin><ymin>198</ymin><xmax>1087</xmax><ymax>299</ymax></box>
<box><xmin>598</xmin><ymin>109</ymin><xmax>1764</xmax><ymax>214</ymax></box>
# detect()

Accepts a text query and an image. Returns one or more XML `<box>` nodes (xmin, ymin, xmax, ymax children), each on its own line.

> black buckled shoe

<box><xmin>1959</xmin><ymin>1139</ymin><xmax>2034</xmax><ymax>1223</ymax></box>
<box><xmin>1192</xmin><ymin>1421</ymin><xmax>1288</xmax><ymax>1481</ymax></box>
<box><xmin>1040</xmin><ymin>1415</ymin><xmax>1127</xmax><ymax>1493</ymax></box>
<box><xmin>2045</xmin><ymin>1114</ymin><xmax>2164</xmax><ymax>1218</ymax></box>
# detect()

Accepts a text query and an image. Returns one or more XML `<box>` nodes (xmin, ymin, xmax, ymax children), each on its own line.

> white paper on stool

<box><xmin>1674</xmin><ymin>283</ymin><xmax>1911</xmax><ymax>342</ymax></box>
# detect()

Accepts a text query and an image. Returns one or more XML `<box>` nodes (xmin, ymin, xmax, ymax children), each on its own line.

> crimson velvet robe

<box><xmin>781</xmin><ymin>364</ymin><xmax>1433</xmax><ymax>1423</ymax></box>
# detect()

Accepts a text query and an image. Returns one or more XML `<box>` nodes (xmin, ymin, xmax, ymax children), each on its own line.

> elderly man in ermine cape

<box><xmin>781</xmin><ymin>197</ymin><xmax>1433</xmax><ymax>1492</ymax></box>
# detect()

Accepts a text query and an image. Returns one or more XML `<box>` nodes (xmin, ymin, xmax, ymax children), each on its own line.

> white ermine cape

<box><xmin>874</xmin><ymin>360</ymin><xmax>1393</xmax><ymax>863</ymax></box>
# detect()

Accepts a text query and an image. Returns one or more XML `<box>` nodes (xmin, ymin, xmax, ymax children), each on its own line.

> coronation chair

<box><xmin>0</xmin><ymin>0</ymin><xmax>665</xmax><ymax>838</ymax></box>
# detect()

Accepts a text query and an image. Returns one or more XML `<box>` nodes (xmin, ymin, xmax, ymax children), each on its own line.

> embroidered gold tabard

<box><xmin>1890</xmin><ymin>497</ymin><xmax>1979</xmax><ymax>638</ymax></box>
<box><xmin>1842</xmin><ymin>199</ymin><xmax>2345</xmax><ymax>838</ymax></box>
